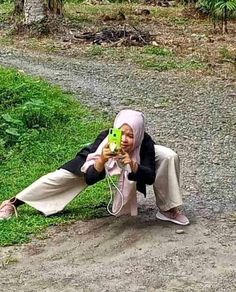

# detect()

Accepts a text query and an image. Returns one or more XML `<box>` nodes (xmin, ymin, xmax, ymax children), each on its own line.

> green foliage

<box><xmin>106</xmin><ymin>0</ymin><xmax>140</xmax><ymax>3</ymax></box>
<box><xmin>0</xmin><ymin>67</ymin><xmax>111</xmax><ymax>246</ymax></box>
<box><xmin>20</xmin><ymin>99</ymin><xmax>54</xmax><ymax>128</ymax></box>
<box><xmin>0</xmin><ymin>138</ymin><xmax>8</xmax><ymax>161</ymax></box>
<box><xmin>64</xmin><ymin>0</ymin><xmax>88</xmax><ymax>3</ymax></box>
<box><xmin>140</xmin><ymin>58</ymin><xmax>204</xmax><ymax>71</ymax></box>
<box><xmin>196</xmin><ymin>0</ymin><xmax>236</xmax><ymax>32</ymax></box>
<box><xmin>219</xmin><ymin>46</ymin><xmax>236</xmax><ymax>63</ymax></box>
<box><xmin>215</xmin><ymin>0</ymin><xmax>236</xmax><ymax>12</ymax></box>
<box><xmin>170</xmin><ymin>17</ymin><xmax>190</xmax><ymax>25</ymax></box>
<box><xmin>86</xmin><ymin>45</ymin><xmax>105</xmax><ymax>56</ymax></box>
<box><xmin>197</xmin><ymin>0</ymin><xmax>218</xmax><ymax>14</ymax></box>
<box><xmin>0</xmin><ymin>0</ymin><xmax>13</xmax><ymax>21</ymax></box>
<box><xmin>143</xmin><ymin>46</ymin><xmax>173</xmax><ymax>56</ymax></box>
<box><xmin>0</xmin><ymin>68</ymin><xmax>80</xmax><ymax>149</ymax></box>
<box><xmin>0</xmin><ymin>0</ymin><xmax>13</xmax><ymax>4</ymax></box>
<box><xmin>136</xmin><ymin>47</ymin><xmax>204</xmax><ymax>71</ymax></box>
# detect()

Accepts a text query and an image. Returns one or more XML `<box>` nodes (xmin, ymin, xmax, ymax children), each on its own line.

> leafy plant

<box><xmin>215</xmin><ymin>0</ymin><xmax>236</xmax><ymax>33</ymax></box>
<box><xmin>2</xmin><ymin>113</ymin><xmax>23</xmax><ymax>126</ymax></box>
<box><xmin>20</xmin><ymin>99</ymin><xmax>53</xmax><ymax>129</ymax></box>
<box><xmin>0</xmin><ymin>113</ymin><xmax>23</xmax><ymax>146</ymax></box>
<box><xmin>196</xmin><ymin>0</ymin><xmax>236</xmax><ymax>33</ymax></box>
<box><xmin>0</xmin><ymin>138</ymin><xmax>7</xmax><ymax>162</ymax></box>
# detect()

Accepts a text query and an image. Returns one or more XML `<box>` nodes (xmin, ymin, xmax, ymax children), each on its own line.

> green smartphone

<box><xmin>108</xmin><ymin>128</ymin><xmax>122</xmax><ymax>153</ymax></box>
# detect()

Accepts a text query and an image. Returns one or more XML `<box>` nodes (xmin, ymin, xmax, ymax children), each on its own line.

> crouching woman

<box><xmin>0</xmin><ymin>109</ymin><xmax>189</xmax><ymax>225</ymax></box>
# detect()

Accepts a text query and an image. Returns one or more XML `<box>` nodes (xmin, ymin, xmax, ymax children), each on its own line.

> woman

<box><xmin>0</xmin><ymin>109</ymin><xmax>189</xmax><ymax>225</ymax></box>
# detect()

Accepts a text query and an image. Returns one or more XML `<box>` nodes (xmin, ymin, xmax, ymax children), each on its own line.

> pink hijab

<box><xmin>81</xmin><ymin>109</ymin><xmax>145</xmax><ymax>216</ymax></box>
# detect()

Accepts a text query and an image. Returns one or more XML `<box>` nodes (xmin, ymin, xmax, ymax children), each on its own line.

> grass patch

<box><xmin>0</xmin><ymin>66</ymin><xmax>112</xmax><ymax>246</ymax></box>
<box><xmin>137</xmin><ymin>55</ymin><xmax>204</xmax><ymax>71</ymax></box>
<box><xmin>86</xmin><ymin>44</ymin><xmax>105</xmax><ymax>56</ymax></box>
<box><xmin>0</xmin><ymin>1</ymin><xmax>13</xmax><ymax>23</ymax></box>
<box><xmin>151</xmin><ymin>6</ymin><xmax>182</xmax><ymax>19</ymax></box>
<box><xmin>0</xmin><ymin>34</ymin><xmax>14</xmax><ymax>45</ymax></box>
<box><xmin>0</xmin><ymin>1</ymin><xmax>13</xmax><ymax>14</ymax></box>
<box><xmin>143</xmin><ymin>45</ymin><xmax>173</xmax><ymax>56</ymax></box>
<box><xmin>64</xmin><ymin>3</ymin><xmax>179</xmax><ymax>27</ymax></box>
<box><xmin>80</xmin><ymin>44</ymin><xmax>204</xmax><ymax>72</ymax></box>
<box><xmin>219</xmin><ymin>46</ymin><xmax>236</xmax><ymax>64</ymax></box>
<box><xmin>169</xmin><ymin>17</ymin><xmax>190</xmax><ymax>26</ymax></box>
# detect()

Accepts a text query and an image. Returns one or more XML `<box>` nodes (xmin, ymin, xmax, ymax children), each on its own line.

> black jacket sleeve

<box><xmin>128</xmin><ymin>133</ymin><xmax>156</xmax><ymax>185</ymax></box>
<box><xmin>60</xmin><ymin>130</ymin><xmax>109</xmax><ymax>175</ymax></box>
<box><xmin>85</xmin><ymin>165</ymin><xmax>106</xmax><ymax>185</ymax></box>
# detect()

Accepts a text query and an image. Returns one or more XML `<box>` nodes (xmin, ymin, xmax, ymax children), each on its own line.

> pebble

<box><xmin>213</xmin><ymin>207</ymin><xmax>221</xmax><ymax>213</ymax></box>
<box><xmin>154</xmin><ymin>104</ymin><xmax>162</xmax><ymax>108</ymax></box>
<box><xmin>176</xmin><ymin>229</ymin><xmax>185</xmax><ymax>234</ymax></box>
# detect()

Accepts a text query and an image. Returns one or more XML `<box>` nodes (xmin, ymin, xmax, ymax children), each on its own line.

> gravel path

<box><xmin>0</xmin><ymin>49</ymin><xmax>235</xmax><ymax>291</ymax></box>
<box><xmin>0</xmin><ymin>49</ymin><xmax>235</xmax><ymax>216</ymax></box>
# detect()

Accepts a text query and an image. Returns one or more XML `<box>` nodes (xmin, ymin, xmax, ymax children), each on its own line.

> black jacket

<box><xmin>61</xmin><ymin>130</ymin><xmax>156</xmax><ymax>196</ymax></box>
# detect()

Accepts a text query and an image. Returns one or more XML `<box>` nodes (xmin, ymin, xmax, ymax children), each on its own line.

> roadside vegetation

<box><xmin>0</xmin><ymin>66</ymin><xmax>111</xmax><ymax>246</ymax></box>
<box><xmin>0</xmin><ymin>1</ymin><xmax>235</xmax><ymax>77</ymax></box>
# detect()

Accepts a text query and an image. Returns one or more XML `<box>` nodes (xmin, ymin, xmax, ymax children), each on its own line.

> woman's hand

<box><xmin>116</xmin><ymin>150</ymin><xmax>138</xmax><ymax>173</ymax></box>
<box><xmin>94</xmin><ymin>145</ymin><xmax>138</xmax><ymax>173</ymax></box>
<box><xmin>94</xmin><ymin>144</ymin><xmax>117</xmax><ymax>172</ymax></box>
<box><xmin>101</xmin><ymin>143</ymin><xmax>117</xmax><ymax>163</ymax></box>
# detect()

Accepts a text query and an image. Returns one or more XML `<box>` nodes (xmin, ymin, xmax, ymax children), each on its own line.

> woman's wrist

<box><xmin>94</xmin><ymin>156</ymin><xmax>106</xmax><ymax>172</ymax></box>
<box><xmin>130</xmin><ymin>160</ymin><xmax>138</xmax><ymax>173</ymax></box>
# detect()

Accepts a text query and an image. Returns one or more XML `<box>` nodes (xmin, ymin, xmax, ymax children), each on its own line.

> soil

<box><xmin>0</xmin><ymin>48</ymin><xmax>235</xmax><ymax>291</ymax></box>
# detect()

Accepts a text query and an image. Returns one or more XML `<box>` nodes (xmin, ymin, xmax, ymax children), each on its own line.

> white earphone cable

<box><xmin>105</xmin><ymin>162</ymin><xmax>124</xmax><ymax>216</ymax></box>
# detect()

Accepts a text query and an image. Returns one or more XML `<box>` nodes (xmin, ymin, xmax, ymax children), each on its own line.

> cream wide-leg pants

<box><xmin>16</xmin><ymin>145</ymin><xmax>182</xmax><ymax>216</ymax></box>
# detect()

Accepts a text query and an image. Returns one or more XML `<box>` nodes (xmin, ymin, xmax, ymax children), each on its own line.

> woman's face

<box><xmin>120</xmin><ymin>124</ymin><xmax>134</xmax><ymax>153</ymax></box>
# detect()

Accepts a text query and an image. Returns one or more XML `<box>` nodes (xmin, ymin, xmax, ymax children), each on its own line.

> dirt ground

<box><xmin>0</xmin><ymin>49</ymin><xmax>235</xmax><ymax>291</ymax></box>
<box><xmin>0</xmin><ymin>205</ymin><xmax>235</xmax><ymax>291</ymax></box>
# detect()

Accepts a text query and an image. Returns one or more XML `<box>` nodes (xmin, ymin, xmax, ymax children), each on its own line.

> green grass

<box><xmin>0</xmin><ymin>1</ymin><xmax>13</xmax><ymax>12</ymax></box>
<box><xmin>219</xmin><ymin>46</ymin><xmax>236</xmax><ymax>64</ymax></box>
<box><xmin>86</xmin><ymin>44</ymin><xmax>105</xmax><ymax>56</ymax></box>
<box><xmin>80</xmin><ymin>45</ymin><xmax>205</xmax><ymax>72</ymax></box>
<box><xmin>139</xmin><ymin>57</ymin><xmax>204</xmax><ymax>71</ymax></box>
<box><xmin>0</xmin><ymin>1</ymin><xmax>13</xmax><ymax>21</ymax></box>
<box><xmin>143</xmin><ymin>45</ymin><xmax>173</xmax><ymax>57</ymax></box>
<box><xmin>0</xmin><ymin>66</ymin><xmax>112</xmax><ymax>246</ymax></box>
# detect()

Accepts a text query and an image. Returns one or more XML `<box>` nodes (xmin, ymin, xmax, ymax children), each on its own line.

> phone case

<box><xmin>108</xmin><ymin>128</ymin><xmax>122</xmax><ymax>152</ymax></box>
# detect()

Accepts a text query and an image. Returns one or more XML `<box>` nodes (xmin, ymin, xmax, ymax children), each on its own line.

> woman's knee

<box><xmin>155</xmin><ymin>145</ymin><xmax>179</xmax><ymax>162</ymax></box>
<box><xmin>166</xmin><ymin>150</ymin><xmax>179</xmax><ymax>161</ymax></box>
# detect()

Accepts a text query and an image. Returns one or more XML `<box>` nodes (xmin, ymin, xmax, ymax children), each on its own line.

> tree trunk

<box><xmin>13</xmin><ymin>0</ymin><xmax>64</xmax><ymax>34</ymax></box>
<box><xmin>221</xmin><ymin>6</ymin><xmax>228</xmax><ymax>34</ymax></box>
<box><xmin>24</xmin><ymin>0</ymin><xmax>46</xmax><ymax>25</ymax></box>
<box><xmin>212</xmin><ymin>13</ymin><xmax>216</xmax><ymax>30</ymax></box>
<box><xmin>14</xmin><ymin>0</ymin><xmax>24</xmax><ymax>15</ymax></box>
<box><xmin>224</xmin><ymin>6</ymin><xmax>228</xmax><ymax>33</ymax></box>
<box><xmin>48</xmin><ymin>0</ymin><xmax>63</xmax><ymax>16</ymax></box>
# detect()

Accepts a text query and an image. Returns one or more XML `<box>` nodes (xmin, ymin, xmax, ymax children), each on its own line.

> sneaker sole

<box><xmin>156</xmin><ymin>211</ymin><xmax>189</xmax><ymax>226</ymax></box>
